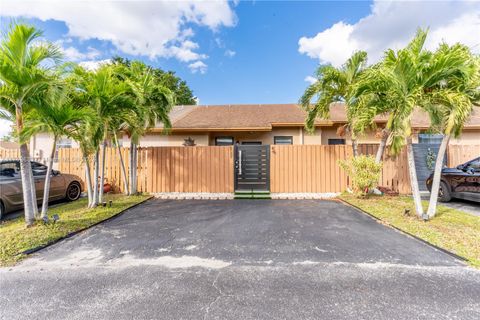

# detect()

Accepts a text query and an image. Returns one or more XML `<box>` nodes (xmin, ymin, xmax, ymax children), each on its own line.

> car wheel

<box><xmin>438</xmin><ymin>181</ymin><xmax>452</xmax><ymax>202</ymax></box>
<box><xmin>0</xmin><ymin>201</ymin><xmax>4</xmax><ymax>220</ymax></box>
<box><xmin>66</xmin><ymin>182</ymin><xmax>81</xmax><ymax>201</ymax></box>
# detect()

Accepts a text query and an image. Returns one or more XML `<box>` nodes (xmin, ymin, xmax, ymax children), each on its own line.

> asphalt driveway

<box><xmin>1</xmin><ymin>199</ymin><xmax>479</xmax><ymax>319</ymax></box>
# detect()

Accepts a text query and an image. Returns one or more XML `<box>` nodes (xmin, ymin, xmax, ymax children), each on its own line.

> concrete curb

<box><xmin>152</xmin><ymin>192</ymin><xmax>341</xmax><ymax>200</ymax></box>
<box><xmin>21</xmin><ymin>196</ymin><xmax>153</xmax><ymax>256</ymax></box>
<box><xmin>338</xmin><ymin>198</ymin><xmax>469</xmax><ymax>263</ymax></box>
<box><xmin>153</xmin><ymin>193</ymin><xmax>234</xmax><ymax>200</ymax></box>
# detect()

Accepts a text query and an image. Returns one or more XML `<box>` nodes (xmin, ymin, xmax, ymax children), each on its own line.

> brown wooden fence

<box><xmin>447</xmin><ymin>145</ymin><xmax>480</xmax><ymax>167</ymax></box>
<box><xmin>0</xmin><ymin>148</ymin><xmax>20</xmax><ymax>159</ymax></box>
<box><xmin>270</xmin><ymin>145</ymin><xmax>411</xmax><ymax>194</ymax></box>
<box><xmin>270</xmin><ymin>145</ymin><xmax>353</xmax><ymax>193</ymax></box>
<box><xmin>357</xmin><ymin>144</ymin><xmax>411</xmax><ymax>194</ymax></box>
<box><xmin>5</xmin><ymin>144</ymin><xmax>480</xmax><ymax>194</ymax></box>
<box><xmin>58</xmin><ymin>146</ymin><xmax>234</xmax><ymax>193</ymax></box>
<box><xmin>147</xmin><ymin>146</ymin><xmax>234</xmax><ymax>193</ymax></box>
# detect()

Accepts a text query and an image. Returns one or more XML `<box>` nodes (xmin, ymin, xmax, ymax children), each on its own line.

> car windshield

<box><xmin>0</xmin><ymin>162</ymin><xmax>20</xmax><ymax>178</ymax></box>
<box><xmin>467</xmin><ymin>158</ymin><xmax>480</xmax><ymax>171</ymax></box>
<box><xmin>31</xmin><ymin>162</ymin><xmax>48</xmax><ymax>176</ymax></box>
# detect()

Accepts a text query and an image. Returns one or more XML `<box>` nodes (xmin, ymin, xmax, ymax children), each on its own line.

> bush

<box><xmin>339</xmin><ymin>155</ymin><xmax>382</xmax><ymax>197</ymax></box>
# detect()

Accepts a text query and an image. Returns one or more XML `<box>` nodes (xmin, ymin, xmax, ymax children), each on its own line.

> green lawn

<box><xmin>340</xmin><ymin>194</ymin><xmax>480</xmax><ymax>268</ymax></box>
<box><xmin>0</xmin><ymin>194</ymin><xmax>151</xmax><ymax>266</ymax></box>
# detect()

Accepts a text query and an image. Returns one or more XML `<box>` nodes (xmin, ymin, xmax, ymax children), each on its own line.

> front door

<box><xmin>234</xmin><ymin>145</ymin><xmax>270</xmax><ymax>191</ymax></box>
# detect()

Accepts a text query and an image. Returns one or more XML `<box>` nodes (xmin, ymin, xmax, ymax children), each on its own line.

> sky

<box><xmin>1</xmin><ymin>0</ymin><xmax>480</xmax><ymax>138</ymax></box>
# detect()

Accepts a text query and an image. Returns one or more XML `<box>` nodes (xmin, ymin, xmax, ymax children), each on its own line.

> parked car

<box><xmin>0</xmin><ymin>160</ymin><xmax>82</xmax><ymax>219</ymax></box>
<box><xmin>426</xmin><ymin>157</ymin><xmax>480</xmax><ymax>203</ymax></box>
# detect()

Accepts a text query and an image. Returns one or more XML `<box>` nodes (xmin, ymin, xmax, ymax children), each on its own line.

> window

<box><xmin>468</xmin><ymin>158</ymin><xmax>480</xmax><ymax>171</ymax></box>
<box><xmin>0</xmin><ymin>162</ymin><xmax>19</xmax><ymax>177</ymax></box>
<box><xmin>328</xmin><ymin>139</ymin><xmax>345</xmax><ymax>145</ymax></box>
<box><xmin>31</xmin><ymin>162</ymin><xmax>48</xmax><ymax>176</ymax></box>
<box><xmin>215</xmin><ymin>136</ymin><xmax>234</xmax><ymax>146</ymax></box>
<box><xmin>274</xmin><ymin>136</ymin><xmax>293</xmax><ymax>145</ymax></box>
<box><xmin>57</xmin><ymin>138</ymin><xmax>72</xmax><ymax>149</ymax></box>
<box><xmin>241</xmin><ymin>141</ymin><xmax>262</xmax><ymax>145</ymax></box>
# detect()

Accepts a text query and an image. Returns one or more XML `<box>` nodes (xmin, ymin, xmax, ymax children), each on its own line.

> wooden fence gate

<box><xmin>234</xmin><ymin>145</ymin><xmax>270</xmax><ymax>191</ymax></box>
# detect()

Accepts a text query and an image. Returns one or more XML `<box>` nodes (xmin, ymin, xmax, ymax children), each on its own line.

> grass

<box><xmin>0</xmin><ymin>194</ymin><xmax>151</xmax><ymax>267</ymax></box>
<box><xmin>340</xmin><ymin>194</ymin><xmax>480</xmax><ymax>268</ymax></box>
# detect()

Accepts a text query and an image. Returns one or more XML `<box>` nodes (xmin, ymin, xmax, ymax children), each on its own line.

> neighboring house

<box><xmin>0</xmin><ymin>141</ymin><xmax>19</xmax><ymax>150</ymax></box>
<box><xmin>29</xmin><ymin>103</ymin><xmax>480</xmax><ymax>157</ymax></box>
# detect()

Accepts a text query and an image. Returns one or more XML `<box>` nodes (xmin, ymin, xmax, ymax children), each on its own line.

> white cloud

<box><xmin>1</xmin><ymin>0</ymin><xmax>236</xmax><ymax>63</ymax></box>
<box><xmin>304</xmin><ymin>76</ymin><xmax>317</xmax><ymax>85</ymax></box>
<box><xmin>225</xmin><ymin>49</ymin><xmax>236</xmax><ymax>57</ymax></box>
<box><xmin>57</xmin><ymin>42</ymin><xmax>101</xmax><ymax>61</ymax></box>
<box><xmin>298</xmin><ymin>0</ymin><xmax>480</xmax><ymax>67</ymax></box>
<box><xmin>188</xmin><ymin>61</ymin><xmax>207</xmax><ymax>74</ymax></box>
<box><xmin>79</xmin><ymin>59</ymin><xmax>112</xmax><ymax>71</ymax></box>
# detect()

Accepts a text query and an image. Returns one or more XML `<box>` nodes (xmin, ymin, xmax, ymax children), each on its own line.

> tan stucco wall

<box><xmin>122</xmin><ymin>133</ymin><xmax>210</xmax><ymax>147</ymax></box>
<box><xmin>30</xmin><ymin>133</ymin><xmax>79</xmax><ymax>159</ymax></box>
<box><xmin>449</xmin><ymin>131</ymin><xmax>480</xmax><ymax>145</ymax></box>
<box><xmin>28</xmin><ymin>128</ymin><xmax>480</xmax><ymax>162</ymax></box>
<box><xmin>303</xmin><ymin>128</ymin><xmax>323</xmax><ymax>145</ymax></box>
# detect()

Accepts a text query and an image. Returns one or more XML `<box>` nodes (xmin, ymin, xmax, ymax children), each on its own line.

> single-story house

<box><xmin>29</xmin><ymin>103</ymin><xmax>480</xmax><ymax>158</ymax></box>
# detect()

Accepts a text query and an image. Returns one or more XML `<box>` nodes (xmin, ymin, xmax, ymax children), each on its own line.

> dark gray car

<box><xmin>0</xmin><ymin>160</ymin><xmax>82</xmax><ymax>219</ymax></box>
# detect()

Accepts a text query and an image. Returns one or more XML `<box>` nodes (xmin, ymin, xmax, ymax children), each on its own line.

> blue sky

<box><xmin>1</xmin><ymin>0</ymin><xmax>479</xmax><ymax>109</ymax></box>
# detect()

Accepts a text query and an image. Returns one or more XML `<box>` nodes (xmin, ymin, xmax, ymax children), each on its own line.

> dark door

<box><xmin>234</xmin><ymin>145</ymin><xmax>270</xmax><ymax>191</ymax></box>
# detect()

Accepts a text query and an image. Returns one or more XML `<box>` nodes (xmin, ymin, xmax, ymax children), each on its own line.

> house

<box><xmin>28</xmin><ymin>103</ymin><xmax>480</xmax><ymax>158</ymax></box>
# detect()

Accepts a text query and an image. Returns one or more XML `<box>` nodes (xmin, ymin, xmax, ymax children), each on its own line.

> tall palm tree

<box><xmin>353</xmin><ymin>29</ymin><xmax>478</xmax><ymax>219</ymax></box>
<box><xmin>20</xmin><ymin>86</ymin><xmax>91</xmax><ymax>219</ymax></box>
<box><xmin>73</xmin><ymin>64</ymin><xmax>134</xmax><ymax>205</ymax></box>
<box><xmin>423</xmin><ymin>45</ymin><xmax>480</xmax><ymax>219</ymax></box>
<box><xmin>114</xmin><ymin>60</ymin><xmax>173</xmax><ymax>195</ymax></box>
<box><xmin>300</xmin><ymin>51</ymin><xmax>368</xmax><ymax>156</ymax></box>
<box><xmin>0</xmin><ymin>23</ymin><xmax>61</xmax><ymax>225</ymax></box>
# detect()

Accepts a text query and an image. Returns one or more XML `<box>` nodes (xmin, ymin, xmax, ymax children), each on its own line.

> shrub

<box><xmin>339</xmin><ymin>155</ymin><xmax>382</xmax><ymax>197</ymax></box>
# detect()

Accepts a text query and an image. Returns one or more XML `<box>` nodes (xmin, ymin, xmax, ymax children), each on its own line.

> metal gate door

<box><xmin>234</xmin><ymin>145</ymin><xmax>270</xmax><ymax>191</ymax></box>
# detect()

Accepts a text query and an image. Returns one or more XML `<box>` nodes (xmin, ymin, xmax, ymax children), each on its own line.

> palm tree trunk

<box><xmin>98</xmin><ymin>139</ymin><xmax>107</xmax><ymax>204</ymax></box>
<box><xmin>92</xmin><ymin>149</ymin><xmax>99</xmax><ymax>208</ymax></box>
<box><xmin>83</xmin><ymin>154</ymin><xmax>94</xmax><ymax>207</ymax></box>
<box><xmin>426</xmin><ymin>134</ymin><xmax>450</xmax><ymax>219</ymax></box>
<box><xmin>31</xmin><ymin>169</ymin><xmax>40</xmax><ymax>219</ymax></box>
<box><xmin>127</xmin><ymin>140</ymin><xmax>139</xmax><ymax>195</ymax></box>
<box><xmin>40</xmin><ymin>137</ymin><xmax>57</xmax><ymax>220</ymax></box>
<box><xmin>352</xmin><ymin>139</ymin><xmax>358</xmax><ymax>157</ymax></box>
<box><xmin>19</xmin><ymin>143</ymin><xmax>36</xmax><ymax>226</ymax></box>
<box><xmin>375</xmin><ymin>129</ymin><xmax>389</xmax><ymax>163</ymax></box>
<box><xmin>15</xmin><ymin>104</ymin><xmax>35</xmax><ymax>226</ymax></box>
<box><xmin>406</xmin><ymin>136</ymin><xmax>424</xmax><ymax>218</ymax></box>
<box><xmin>132</xmin><ymin>143</ymin><xmax>138</xmax><ymax>194</ymax></box>
<box><xmin>114</xmin><ymin>133</ymin><xmax>129</xmax><ymax>195</ymax></box>
<box><xmin>129</xmin><ymin>140</ymin><xmax>135</xmax><ymax>195</ymax></box>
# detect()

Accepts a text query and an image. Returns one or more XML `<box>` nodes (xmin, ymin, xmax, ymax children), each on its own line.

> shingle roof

<box><xmin>157</xmin><ymin>103</ymin><xmax>480</xmax><ymax>131</ymax></box>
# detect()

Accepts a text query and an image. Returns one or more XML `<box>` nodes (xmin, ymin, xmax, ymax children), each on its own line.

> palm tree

<box><xmin>424</xmin><ymin>45</ymin><xmax>480</xmax><ymax>219</ymax></box>
<box><xmin>114</xmin><ymin>60</ymin><xmax>173</xmax><ymax>195</ymax></box>
<box><xmin>73</xmin><ymin>64</ymin><xmax>134</xmax><ymax>205</ymax></box>
<box><xmin>300</xmin><ymin>51</ymin><xmax>368</xmax><ymax>156</ymax></box>
<box><xmin>355</xmin><ymin>30</ymin><xmax>435</xmax><ymax>218</ymax></box>
<box><xmin>353</xmin><ymin>29</ymin><xmax>479</xmax><ymax>219</ymax></box>
<box><xmin>0</xmin><ymin>23</ymin><xmax>61</xmax><ymax>225</ymax></box>
<box><xmin>20</xmin><ymin>86</ymin><xmax>90</xmax><ymax>219</ymax></box>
